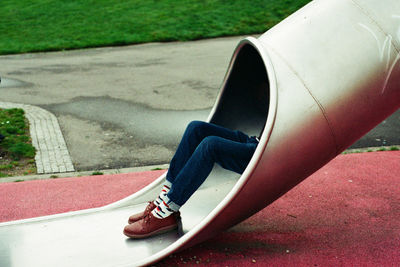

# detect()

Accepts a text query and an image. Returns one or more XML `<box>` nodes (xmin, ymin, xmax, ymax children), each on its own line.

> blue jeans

<box><xmin>165</xmin><ymin>121</ymin><xmax>258</xmax><ymax>209</ymax></box>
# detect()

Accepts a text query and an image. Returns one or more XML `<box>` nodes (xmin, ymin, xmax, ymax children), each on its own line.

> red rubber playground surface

<box><xmin>1</xmin><ymin>151</ymin><xmax>399</xmax><ymax>266</ymax></box>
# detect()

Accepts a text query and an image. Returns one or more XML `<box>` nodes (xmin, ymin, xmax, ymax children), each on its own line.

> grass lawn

<box><xmin>0</xmin><ymin>108</ymin><xmax>36</xmax><ymax>178</ymax></box>
<box><xmin>0</xmin><ymin>0</ymin><xmax>311</xmax><ymax>55</ymax></box>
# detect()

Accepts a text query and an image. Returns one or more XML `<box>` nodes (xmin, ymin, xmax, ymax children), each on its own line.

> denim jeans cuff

<box><xmin>164</xmin><ymin>194</ymin><xmax>181</xmax><ymax>212</ymax></box>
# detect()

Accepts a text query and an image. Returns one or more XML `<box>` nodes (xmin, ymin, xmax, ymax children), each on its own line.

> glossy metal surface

<box><xmin>0</xmin><ymin>167</ymin><xmax>239</xmax><ymax>267</ymax></box>
<box><xmin>1</xmin><ymin>0</ymin><xmax>399</xmax><ymax>266</ymax></box>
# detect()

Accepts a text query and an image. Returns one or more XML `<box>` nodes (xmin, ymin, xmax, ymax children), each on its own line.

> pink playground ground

<box><xmin>1</xmin><ymin>151</ymin><xmax>399</xmax><ymax>266</ymax></box>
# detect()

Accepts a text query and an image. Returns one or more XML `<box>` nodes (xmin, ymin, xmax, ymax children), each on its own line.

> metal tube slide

<box><xmin>0</xmin><ymin>0</ymin><xmax>399</xmax><ymax>266</ymax></box>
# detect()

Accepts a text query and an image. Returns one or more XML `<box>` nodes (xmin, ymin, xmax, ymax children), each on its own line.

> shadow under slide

<box><xmin>1</xmin><ymin>0</ymin><xmax>400</xmax><ymax>266</ymax></box>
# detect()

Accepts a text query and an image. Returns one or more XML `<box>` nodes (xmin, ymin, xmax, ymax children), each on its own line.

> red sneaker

<box><xmin>128</xmin><ymin>202</ymin><xmax>156</xmax><ymax>224</ymax></box>
<box><xmin>123</xmin><ymin>212</ymin><xmax>180</xmax><ymax>239</ymax></box>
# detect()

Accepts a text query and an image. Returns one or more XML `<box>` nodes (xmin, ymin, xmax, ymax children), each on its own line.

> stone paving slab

<box><xmin>0</xmin><ymin>101</ymin><xmax>74</xmax><ymax>174</ymax></box>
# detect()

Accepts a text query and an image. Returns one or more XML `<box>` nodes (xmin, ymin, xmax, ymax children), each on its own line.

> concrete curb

<box><xmin>0</xmin><ymin>163</ymin><xmax>169</xmax><ymax>183</ymax></box>
<box><xmin>0</xmin><ymin>101</ymin><xmax>75</xmax><ymax>174</ymax></box>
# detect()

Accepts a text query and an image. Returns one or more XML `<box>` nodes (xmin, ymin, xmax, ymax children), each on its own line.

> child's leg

<box><xmin>166</xmin><ymin>121</ymin><xmax>249</xmax><ymax>184</ymax></box>
<box><xmin>152</xmin><ymin>121</ymin><xmax>255</xmax><ymax>219</ymax></box>
<box><xmin>124</xmin><ymin>133</ymin><xmax>258</xmax><ymax>239</ymax></box>
<box><xmin>164</xmin><ymin>136</ymin><xmax>258</xmax><ymax>210</ymax></box>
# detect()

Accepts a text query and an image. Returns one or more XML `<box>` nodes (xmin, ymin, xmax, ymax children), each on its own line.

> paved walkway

<box><xmin>0</xmin><ymin>37</ymin><xmax>242</xmax><ymax>171</ymax></box>
<box><xmin>1</xmin><ymin>37</ymin><xmax>399</xmax><ymax>172</ymax></box>
<box><xmin>0</xmin><ymin>101</ymin><xmax>74</xmax><ymax>174</ymax></box>
<box><xmin>1</xmin><ymin>151</ymin><xmax>399</xmax><ymax>266</ymax></box>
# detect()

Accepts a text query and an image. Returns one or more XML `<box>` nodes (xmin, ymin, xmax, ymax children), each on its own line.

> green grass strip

<box><xmin>0</xmin><ymin>108</ymin><xmax>35</xmax><ymax>160</ymax></box>
<box><xmin>0</xmin><ymin>0</ymin><xmax>311</xmax><ymax>55</ymax></box>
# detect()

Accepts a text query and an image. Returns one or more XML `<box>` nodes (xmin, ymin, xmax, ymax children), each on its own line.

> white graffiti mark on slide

<box><xmin>359</xmin><ymin>15</ymin><xmax>400</xmax><ymax>94</ymax></box>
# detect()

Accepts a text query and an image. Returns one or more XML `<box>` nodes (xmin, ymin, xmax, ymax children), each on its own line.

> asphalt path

<box><xmin>0</xmin><ymin>36</ymin><xmax>399</xmax><ymax>171</ymax></box>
